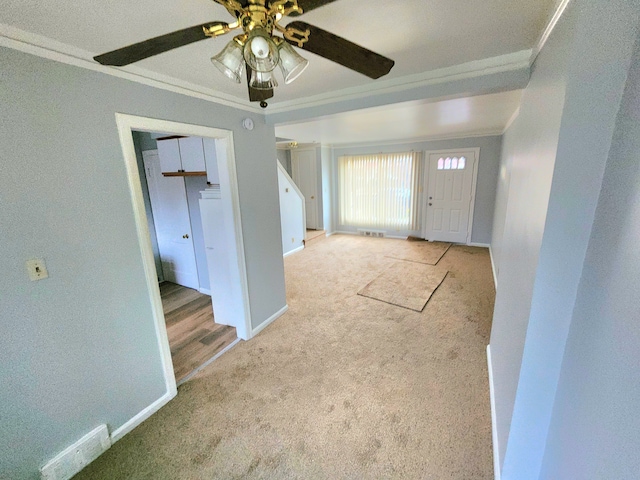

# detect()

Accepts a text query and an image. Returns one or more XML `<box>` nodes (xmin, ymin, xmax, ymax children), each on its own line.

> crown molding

<box><xmin>329</xmin><ymin>129</ymin><xmax>504</xmax><ymax>150</ymax></box>
<box><xmin>531</xmin><ymin>0</ymin><xmax>572</xmax><ymax>63</ymax></box>
<box><xmin>0</xmin><ymin>22</ymin><xmax>532</xmax><ymax>117</ymax></box>
<box><xmin>2</xmin><ymin>0</ymin><xmax>570</xmax><ymax>118</ymax></box>
<box><xmin>0</xmin><ymin>23</ymin><xmax>261</xmax><ymax>113</ymax></box>
<box><xmin>264</xmin><ymin>50</ymin><xmax>532</xmax><ymax>115</ymax></box>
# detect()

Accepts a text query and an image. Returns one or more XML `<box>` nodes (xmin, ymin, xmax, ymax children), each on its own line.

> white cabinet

<box><xmin>157</xmin><ymin>138</ymin><xmax>181</xmax><ymax>172</ymax></box>
<box><xmin>157</xmin><ymin>137</ymin><xmax>206</xmax><ymax>173</ymax></box>
<box><xmin>202</xmin><ymin>138</ymin><xmax>220</xmax><ymax>185</ymax></box>
<box><xmin>178</xmin><ymin>137</ymin><xmax>206</xmax><ymax>172</ymax></box>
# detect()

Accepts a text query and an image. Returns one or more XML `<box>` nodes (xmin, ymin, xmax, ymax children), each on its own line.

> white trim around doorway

<box><xmin>114</xmin><ymin>114</ymin><xmax>253</xmax><ymax>438</ymax></box>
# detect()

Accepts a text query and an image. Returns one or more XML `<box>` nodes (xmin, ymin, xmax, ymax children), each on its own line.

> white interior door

<box><xmin>292</xmin><ymin>149</ymin><xmax>319</xmax><ymax>229</ymax></box>
<box><xmin>424</xmin><ymin>151</ymin><xmax>477</xmax><ymax>243</ymax></box>
<box><xmin>144</xmin><ymin>152</ymin><xmax>199</xmax><ymax>289</ymax></box>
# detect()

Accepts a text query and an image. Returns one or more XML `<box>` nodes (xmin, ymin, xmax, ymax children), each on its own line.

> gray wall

<box><xmin>276</xmin><ymin>148</ymin><xmax>292</xmax><ymax>176</ymax></box>
<box><xmin>332</xmin><ymin>135</ymin><xmax>502</xmax><ymax>243</ymax></box>
<box><xmin>132</xmin><ymin>131</ymin><xmax>163</xmax><ymax>282</ymax></box>
<box><xmin>137</xmin><ymin>130</ymin><xmax>159</xmax><ymax>151</ymax></box>
<box><xmin>0</xmin><ymin>47</ymin><xmax>285</xmax><ymax>479</ymax></box>
<box><xmin>489</xmin><ymin>10</ymin><xmax>570</xmax><ymax>464</ymax></box>
<box><xmin>489</xmin><ymin>1</ymin><xmax>640</xmax><ymax>478</ymax></box>
<box><xmin>539</xmin><ymin>31</ymin><xmax>640</xmax><ymax>480</ymax></box>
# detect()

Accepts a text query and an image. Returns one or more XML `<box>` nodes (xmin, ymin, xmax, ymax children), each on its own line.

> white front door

<box><xmin>292</xmin><ymin>148</ymin><xmax>319</xmax><ymax>229</ymax></box>
<box><xmin>144</xmin><ymin>151</ymin><xmax>199</xmax><ymax>289</ymax></box>
<box><xmin>424</xmin><ymin>151</ymin><xmax>477</xmax><ymax>243</ymax></box>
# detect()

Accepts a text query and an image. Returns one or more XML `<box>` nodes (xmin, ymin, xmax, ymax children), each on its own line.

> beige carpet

<box><xmin>358</xmin><ymin>262</ymin><xmax>448</xmax><ymax>311</ymax></box>
<box><xmin>385</xmin><ymin>240</ymin><xmax>452</xmax><ymax>265</ymax></box>
<box><xmin>77</xmin><ymin>234</ymin><xmax>495</xmax><ymax>480</ymax></box>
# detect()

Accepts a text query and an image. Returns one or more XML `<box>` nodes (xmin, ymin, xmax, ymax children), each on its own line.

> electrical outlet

<box><xmin>26</xmin><ymin>258</ymin><xmax>48</xmax><ymax>281</ymax></box>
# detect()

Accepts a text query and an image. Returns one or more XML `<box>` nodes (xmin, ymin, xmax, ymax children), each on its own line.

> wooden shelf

<box><xmin>162</xmin><ymin>171</ymin><xmax>207</xmax><ymax>177</ymax></box>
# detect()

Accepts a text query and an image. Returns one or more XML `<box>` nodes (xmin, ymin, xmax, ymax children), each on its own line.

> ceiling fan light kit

<box><xmin>243</xmin><ymin>28</ymin><xmax>280</xmax><ymax>72</ymax></box>
<box><xmin>250</xmin><ymin>68</ymin><xmax>279</xmax><ymax>90</ymax></box>
<box><xmin>94</xmin><ymin>0</ymin><xmax>395</xmax><ymax>107</ymax></box>
<box><xmin>210</xmin><ymin>37</ymin><xmax>246</xmax><ymax>83</ymax></box>
<box><xmin>278</xmin><ymin>39</ymin><xmax>309</xmax><ymax>84</ymax></box>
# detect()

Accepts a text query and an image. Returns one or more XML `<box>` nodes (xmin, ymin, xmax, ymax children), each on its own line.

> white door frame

<box><xmin>115</xmin><ymin>113</ymin><xmax>252</xmax><ymax>402</ymax></box>
<box><xmin>421</xmin><ymin>148</ymin><xmax>480</xmax><ymax>245</ymax></box>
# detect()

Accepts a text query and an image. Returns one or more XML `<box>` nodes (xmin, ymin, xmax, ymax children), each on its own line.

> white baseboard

<box><xmin>335</xmin><ymin>230</ymin><xmax>405</xmax><ymax>239</ymax></box>
<box><xmin>487</xmin><ymin>345</ymin><xmax>501</xmax><ymax>480</ymax></box>
<box><xmin>199</xmin><ymin>287</ymin><xmax>212</xmax><ymax>295</ymax></box>
<box><xmin>283</xmin><ymin>245</ymin><xmax>304</xmax><ymax>257</ymax></box>
<box><xmin>468</xmin><ymin>242</ymin><xmax>491</xmax><ymax>248</ymax></box>
<box><xmin>110</xmin><ymin>390</ymin><xmax>175</xmax><ymax>443</ymax></box>
<box><xmin>251</xmin><ymin>304</ymin><xmax>288</xmax><ymax>337</ymax></box>
<box><xmin>489</xmin><ymin>246</ymin><xmax>498</xmax><ymax>290</ymax></box>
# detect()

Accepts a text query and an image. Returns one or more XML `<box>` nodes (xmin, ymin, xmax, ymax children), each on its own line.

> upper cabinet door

<box><xmin>202</xmin><ymin>138</ymin><xmax>220</xmax><ymax>185</ymax></box>
<box><xmin>157</xmin><ymin>139</ymin><xmax>181</xmax><ymax>172</ymax></box>
<box><xmin>178</xmin><ymin>137</ymin><xmax>206</xmax><ymax>172</ymax></box>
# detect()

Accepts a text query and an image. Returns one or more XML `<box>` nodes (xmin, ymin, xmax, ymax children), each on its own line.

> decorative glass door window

<box><xmin>437</xmin><ymin>156</ymin><xmax>466</xmax><ymax>170</ymax></box>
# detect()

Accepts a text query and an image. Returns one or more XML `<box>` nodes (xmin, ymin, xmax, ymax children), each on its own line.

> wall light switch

<box><xmin>26</xmin><ymin>258</ymin><xmax>48</xmax><ymax>281</ymax></box>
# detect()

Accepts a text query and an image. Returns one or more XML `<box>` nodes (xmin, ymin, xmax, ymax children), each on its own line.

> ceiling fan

<box><xmin>93</xmin><ymin>0</ymin><xmax>395</xmax><ymax>108</ymax></box>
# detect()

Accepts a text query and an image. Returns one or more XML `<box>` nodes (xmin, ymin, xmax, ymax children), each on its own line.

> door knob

<box><xmin>311</xmin><ymin>196</ymin><xmax>315</xmax><ymax>199</ymax></box>
<box><xmin>429</xmin><ymin>203</ymin><xmax>433</xmax><ymax>206</ymax></box>
<box><xmin>183</xmin><ymin>234</ymin><xmax>189</xmax><ymax>239</ymax></box>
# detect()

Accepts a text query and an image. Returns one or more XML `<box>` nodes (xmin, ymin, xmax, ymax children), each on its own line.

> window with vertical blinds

<box><xmin>339</xmin><ymin>151</ymin><xmax>421</xmax><ymax>230</ymax></box>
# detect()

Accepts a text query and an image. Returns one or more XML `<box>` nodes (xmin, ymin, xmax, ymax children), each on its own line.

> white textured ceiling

<box><xmin>275</xmin><ymin>90</ymin><xmax>522</xmax><ymax>145</ymax></box>
<box><xmin>2</xmin><ymin>0</ymin><xmax>556</xmax><ymax>107</ymax></box>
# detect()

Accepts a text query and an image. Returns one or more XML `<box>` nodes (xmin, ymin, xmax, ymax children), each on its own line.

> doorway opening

<box><xmin>135</xmin><ymin>132</ymin><xmax>238</xmax><ymax>384</ymax></box>
<box><xmin>115</xmin><ymin>114</ymin><xmax>252</xmax><ymax>401</ymax></box>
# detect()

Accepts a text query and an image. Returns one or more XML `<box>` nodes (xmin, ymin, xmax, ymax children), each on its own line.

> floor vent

<box><xmin>358</xmin><ymin>229</ymin><xmax>386</xmax><ymax>238</ymax></box>
<box><xmin>41</xmin><ymin>424</ymin><xmax>111</xmax><ymax>480</ymax></box>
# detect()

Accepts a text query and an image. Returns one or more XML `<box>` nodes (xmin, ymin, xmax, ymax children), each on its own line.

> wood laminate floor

<box><xmin>160</xmin><ymin>282</ymin><xmax>237</xmax><ymax>383</ymax></box>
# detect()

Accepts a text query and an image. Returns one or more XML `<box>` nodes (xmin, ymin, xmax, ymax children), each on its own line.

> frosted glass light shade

<box><xmin>278</xmin><ymin>41</ymin><xmax>309</xmax><ymax>84</ymax></box>
<box><xmin>249</xmin><ymin>68</ymin><xmax>278</xmax><ymax>90</ymax></box>
<box><xmin>244</xmin><ymin>29</ymin><xmax>279</xmax><ymax>72</ymax></box>
<box><xmin>211</xmin><ymin>40</ymin><xmax>245</xmax><ymax>83</ymax></box>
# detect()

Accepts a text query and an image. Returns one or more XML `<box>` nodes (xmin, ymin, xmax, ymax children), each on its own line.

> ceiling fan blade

<box><xmin>284</xmin><ymin>21</ymin><xmax>394</xmax><ymax>79</ymax></box>
<box><xmin>285</xmin><ymin>0</ymin><xmax>340</xmax><ymax>16</ymax></box>
<box><xmin>94</xmin><ymin>21</ymin><xmax>229</xmax><ymax>66</ymax></box>
<box><xmin>246</xmin><ymin>66</ymin><xmax>274</xmax><ymax>103</ymax></box>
